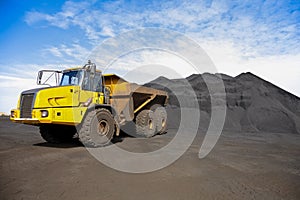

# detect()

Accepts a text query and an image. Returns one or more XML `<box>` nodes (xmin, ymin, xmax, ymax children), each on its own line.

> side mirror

<box><xmin>84</xmin><ymin>60</ymin><xmax>96</xmax><ymax>76</ymax></box>
<box><xmin>103</xmin><ymin>86</ymin><xmax>111</xmax><ymax>104</ymax></box>
<box><xmin>104</xmin><ymin>86</ymin><xmax>111</xmax><ymax>95</ymax></box>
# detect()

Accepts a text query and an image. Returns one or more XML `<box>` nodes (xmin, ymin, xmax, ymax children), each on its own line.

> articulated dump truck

<box><xmin>10</xmin><ymin>61</ymin><xmax>168</xmax><ymax>147</ymax></box>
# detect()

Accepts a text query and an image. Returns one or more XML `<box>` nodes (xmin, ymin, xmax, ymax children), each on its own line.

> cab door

<box><xmin>79</xmin><ymin>71</ymin><xmax>105</xmax><ymax>105</ymax></box>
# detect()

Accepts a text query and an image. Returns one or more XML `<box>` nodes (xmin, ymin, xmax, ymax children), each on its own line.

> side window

<box><xmin>94</xmin><ymin>73</ymin><xmax>103</xmax><ymax>92</ymax></box>
<box><xmin>82</xmin><ymin>72</ymin><xmax>103</xmax><ymax>92</ymax></box>
<box><xmin>82</xmin><ymin>71</ymin><xmax>91</xmax><ymax>90</ymax></box>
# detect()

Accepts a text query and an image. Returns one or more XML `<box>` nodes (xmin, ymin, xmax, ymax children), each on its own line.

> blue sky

<box><xmin>0</xmin><ymin>0</ymin><xmax>300</xmax><ymax>113</ymax></box>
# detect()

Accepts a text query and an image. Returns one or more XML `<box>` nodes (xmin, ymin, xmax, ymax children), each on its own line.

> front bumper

<box><xmin>10</xmin><ymin>107</ymin><xmax>87</xmax><ymax>126</ymax></box>
<box><xmin>10</xmin><ymin>108</ymin><xmax>52</xmax><ymax>125</ymax></box>
<box><xmin>12</xmin><ymin>118</ymin><xmax>41</xmax><ymax>124</ymax></box>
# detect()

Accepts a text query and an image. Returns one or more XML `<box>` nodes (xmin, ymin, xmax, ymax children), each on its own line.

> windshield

<box><xmin>60</xmin><ymin>70</ymin><xmax>83</xmax><ymax>86</ymax></box>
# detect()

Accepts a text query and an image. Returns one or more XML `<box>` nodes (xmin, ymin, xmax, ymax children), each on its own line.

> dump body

<box><xmin>104</xmin><ymin>74</ymin><xmax>168</xmax><ymax>123</ymax></box>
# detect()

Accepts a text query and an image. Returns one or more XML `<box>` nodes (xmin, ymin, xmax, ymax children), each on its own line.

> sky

<box><xmin>0</xmin><ymin>0</ymin><xmax>299</xmax><ymax>113</ymax></box>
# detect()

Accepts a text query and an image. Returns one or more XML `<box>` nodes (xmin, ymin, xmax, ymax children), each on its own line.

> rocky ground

<box><xmin>1</xmin><ymin>117</ymin><xmax>300</xmax><ymax>200</ymax></box>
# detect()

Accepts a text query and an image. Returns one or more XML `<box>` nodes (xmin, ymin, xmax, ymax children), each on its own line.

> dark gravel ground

<box><xmin>0</xmin><ymin>117</ymin><xmax>300</xmax><ymax>200</ymax></box>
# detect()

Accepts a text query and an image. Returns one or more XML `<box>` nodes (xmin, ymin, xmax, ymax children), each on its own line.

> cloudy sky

<box><xmin>0</xmin><ymin>0</ymin><xmax>299</xmax><ymax>113</ymax></box>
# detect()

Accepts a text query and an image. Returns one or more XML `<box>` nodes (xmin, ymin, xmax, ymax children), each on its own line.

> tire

<box><xmin>154</xmin><ymin>106</ymin><xmax>167</xmax><ymax>134</ymax></box>
<box><xmin>40</xmin><ymin>125</ymin><xmax>76</xmax><ymax>143</ymax></box>
<box><xmin>78</xmin><ymin>108</ymin><xmax>115</xmax><ymax>147</ymax></box>
<box><xmin>136</xmin><ymin>109</ymin><xmax>156</xmax><ymax>138</ymax></box>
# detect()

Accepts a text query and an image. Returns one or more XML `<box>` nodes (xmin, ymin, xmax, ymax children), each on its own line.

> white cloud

<box><xmin>25</xmin><ymin>0</ymin><xmax>92</xmax><ymax>29</ymax></box>
<box><xmin>105</xmin><ymin>49</ymin><xmax>195</xmax><ymax>80</ymax></box>
<box><xmin>100</xmin><ymin>26</ymin><xmax>115</xmax><ymax>38</ymax></box>
<box><xmin>46</xmin><ymin>47</ymin><xmax>63</xmax><ymax>58</ymax></box>
<box><xmin>43</xmin><ymin>43</ymin><xmax>90</xmax><ymax>63</ymax></box>
<box><xmin>198</xmin><ymin>40</ymin><xmax>300</xmax><ymax>97</ymax></box>
<box><xmin>24</xmin><ymin>0</ymin><xmax>300</xmax><ymax>56</ymax></box>
<box><xmin>0</xmin><ymin>75</ymin><xmax>38</xmax><ymax>114</ymax></box>
<box><xmin>24</xmin><ymin>11</ymin><xmax>53</xmax><ymax>25</ymax></box>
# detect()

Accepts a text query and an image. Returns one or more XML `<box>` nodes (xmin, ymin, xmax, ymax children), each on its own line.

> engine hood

<box><xmin>21</xmin><ymin>87</ymin><xmax>48</xmax><ymax>95</ymax></box>
<box><xmin>32</xmin><ymin>86</ymin><xmax>81</xmax><ymax>108</ymax></box>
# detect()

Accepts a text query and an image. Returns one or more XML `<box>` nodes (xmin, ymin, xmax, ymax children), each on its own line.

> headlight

<box><xmin>10</xmin><ymin>111</ymin><xmax>15</xmax><ymax>118</ymax></box>
<box><xmin>41</xmin><ymin>110</ymin><xmax>48</xmax><ymax>118</ymax></box>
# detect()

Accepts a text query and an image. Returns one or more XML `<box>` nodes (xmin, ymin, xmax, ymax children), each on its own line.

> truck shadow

<box><xmin>33</xmin><ymin>136</ymin><xmax>127</xmax><ymax>148</ymax></box>
<box><xmin>33</xmin><ymin>139</ymin><xmax>83</xmax><ymax>148</ymax></box>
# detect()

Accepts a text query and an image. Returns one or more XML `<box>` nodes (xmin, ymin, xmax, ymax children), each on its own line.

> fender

<box><xmin>87</xmin><ymin>103</ymin><xmax>117</xmax><ymax>115</ymax></box>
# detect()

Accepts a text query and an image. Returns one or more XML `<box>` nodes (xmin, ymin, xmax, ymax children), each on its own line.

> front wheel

<box><xmin>79</xmin><ymin>108</ymin><xmax>115</xmax><ymax>147</ymax></box>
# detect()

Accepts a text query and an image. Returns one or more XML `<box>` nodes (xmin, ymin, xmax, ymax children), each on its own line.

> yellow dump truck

<box><xmin>10</xmin><ymin>61</ymin><xmax>168</xmax><ymax>147</ymax></box>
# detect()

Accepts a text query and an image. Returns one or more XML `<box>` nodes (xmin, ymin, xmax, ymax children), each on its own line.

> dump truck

<box><xmin>10</xmin><ymin>61</ymin><xmax>168</xmax><ymax>147</ymax></box>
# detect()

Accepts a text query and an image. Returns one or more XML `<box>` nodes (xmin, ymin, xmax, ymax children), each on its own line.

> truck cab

<box><xmin>11</xmin><ymin>61</ymin><xmax>106</xmax><ymax>125</ymax></box>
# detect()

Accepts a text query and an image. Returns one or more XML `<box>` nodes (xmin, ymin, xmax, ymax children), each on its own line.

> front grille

<box><xmin>20</xmin><ymin>94</ymin><xmax>34</xmax><ymax>118</ymax></box>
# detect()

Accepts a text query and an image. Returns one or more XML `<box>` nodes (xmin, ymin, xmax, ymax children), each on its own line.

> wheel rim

<box><xmin>98</xmin><ymin>120</ymin><xmax>109</xmax><ymax>136</ymax></box>
<box><xmin>161</xmin><ymin>118</ymin><xmax>166</xmax><ymax>128</ymax></box>
<box><xmin>149</xmin><ymin>119</ymin><xmax>153</xmax><ymax>130</ymax></box>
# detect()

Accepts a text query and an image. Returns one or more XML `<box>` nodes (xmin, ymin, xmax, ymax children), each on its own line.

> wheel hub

<box><xmin>149</xmin><ymin>119</ymin><xmax>153</xmax><ymax>130</ymax></box>
<box><xmin>98</xmin><ymin>120</ymin><xmax>109</xmax><ymax>136</ymax></box>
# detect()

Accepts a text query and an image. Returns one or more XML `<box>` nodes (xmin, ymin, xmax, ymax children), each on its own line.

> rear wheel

<box><xmin>154</xmin><ymin>106</ymin><xmax>167</xmax><ymax>134</ymax></box>
<box><xmin>40</xmin><ymin>125</ymin><xmax>76</xmax><ymax>143</ymax></box>
<box><xmin>136</xmin><ymin>109</ymin><xmax>157</xmax><ymax>138</ymax></box>
<box><xmin>79</xmin><ymin>108</ymin><xmax>115</xmax><ymax>147</ymax></box>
